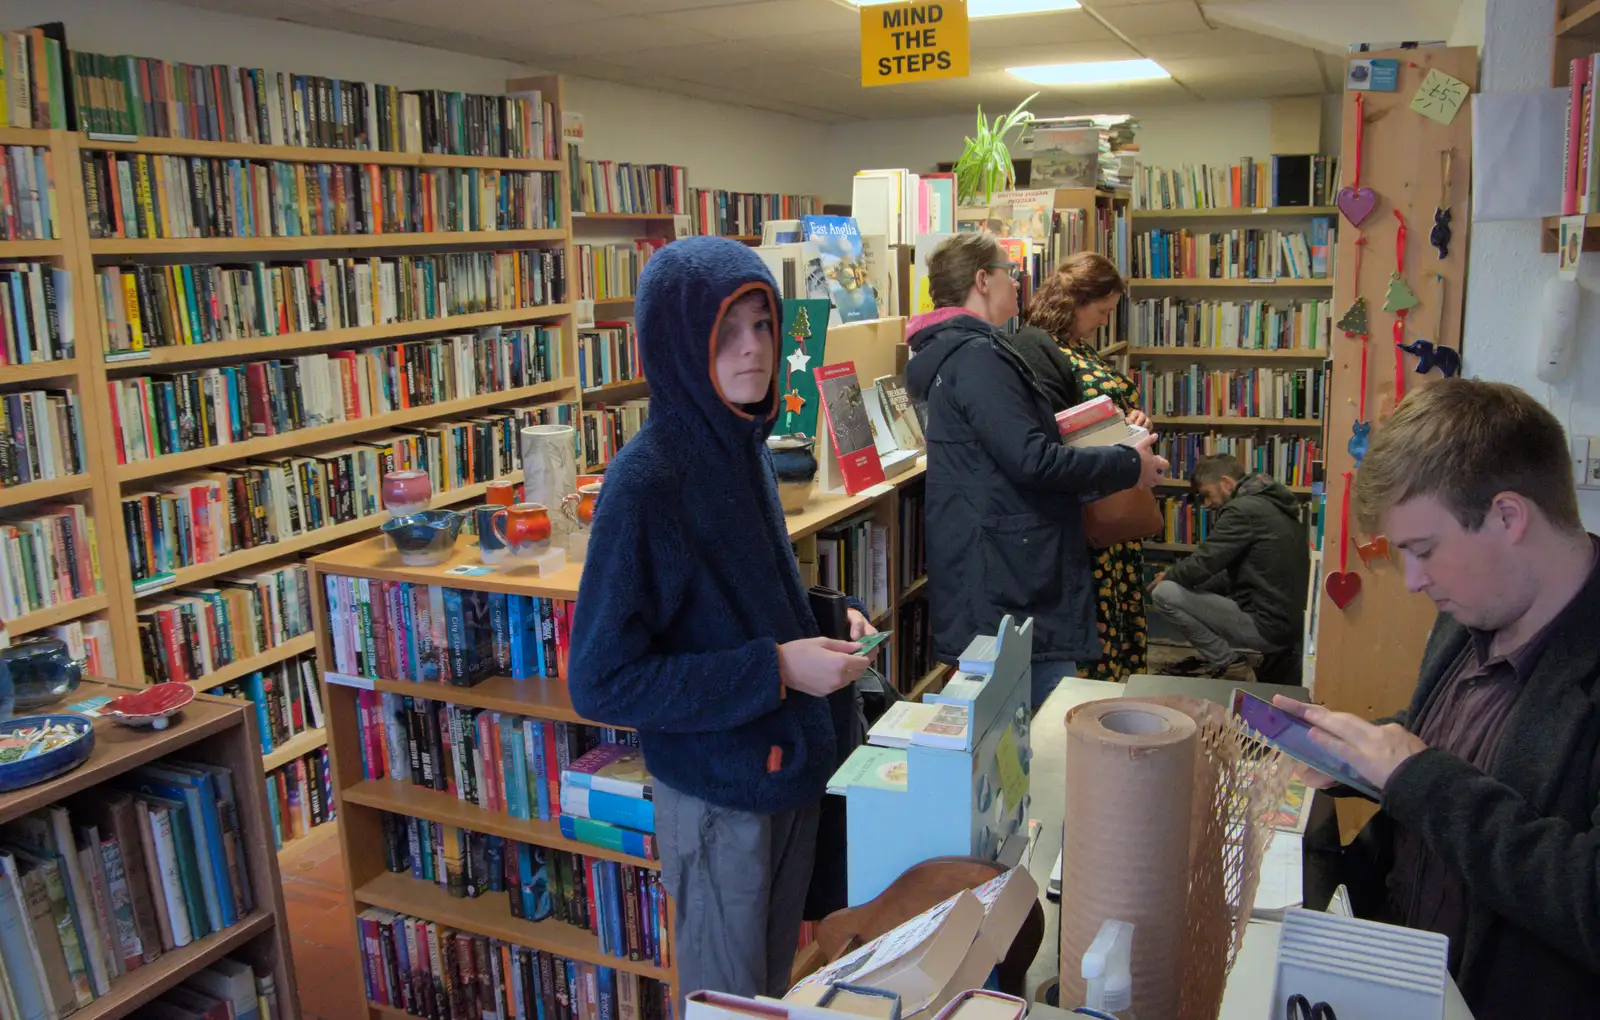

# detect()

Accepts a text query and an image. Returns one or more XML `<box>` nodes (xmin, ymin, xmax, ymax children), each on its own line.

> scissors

<box><xmin>1286</xmin><ymin>995</ymin><xmax>1337</xmax><ymax>1020</ymax></box>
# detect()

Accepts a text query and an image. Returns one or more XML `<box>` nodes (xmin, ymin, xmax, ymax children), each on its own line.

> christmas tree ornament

<box><xmin>1337</xmin><ymin>297</ymin><xmax>1370</xmax><ymax>338</ymax></box>
<box><xmin>1384</xmin><ymin>273</ymin><xmax>1419</xmax><ymax>313</ymax></box>
<box><xmin>1431</xmin><ymin>149</ymin><xmax>1454</xmax><ymax>259</ymax></box>
<box><xmin>1325</xmin><ymin>471</ymin><xmax>1363</xmax><ymax>609</ymax></box>
<box><xmin>1336</xmin><ymin>94</ymin><xmax>1379</xmax><ymax>226</ymax></box>
<box><xmin>783</xmin><ymin>391</ymin><xmax>806</xmax><ymax>414</ymax></box>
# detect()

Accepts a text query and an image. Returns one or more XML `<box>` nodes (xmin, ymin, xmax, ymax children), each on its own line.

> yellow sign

<box><xmin>860</xmin><ymin>0</ymin><xmax>970</xmax><ymax>88</ymax></box>
<box><xmin>994</xmin><ymin>724</ymin><xmax>1027</xmax><ymax>809</ymax></box>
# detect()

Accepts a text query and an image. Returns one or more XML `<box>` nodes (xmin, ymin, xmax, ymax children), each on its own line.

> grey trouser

<box><xmin>656</xmin><ymin>780</ymin><xmax>820</xmax><ymax>1012</ymax></box>
<box><xmin>1150</xmin><ymin>580</ymin><xmax>1277</xmax><ymax>666</ymax></box>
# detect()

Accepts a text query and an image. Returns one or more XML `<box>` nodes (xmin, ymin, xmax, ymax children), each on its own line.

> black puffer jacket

<box><xmin>904</xmin><ymin>310</ymin><xmax>1142</xmax><ymax>664</ymax></box>
<box><xmin>1162</xmin><ymin>474</ymin><xmax>1309</xmax><ymax>647</ymax></box>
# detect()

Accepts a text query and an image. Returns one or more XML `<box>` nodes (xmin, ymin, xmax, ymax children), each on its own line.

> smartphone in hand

<box><xmin>1232</xmin><ymin>690</ymin><xmax>1380</xmax><ymax>800</ymax></box>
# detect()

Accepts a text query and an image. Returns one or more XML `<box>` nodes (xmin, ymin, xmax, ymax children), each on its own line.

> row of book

<box><xmin>107</xmin><ymin>325</ymin><xmax>566</xmax><ymax>464</ymax></box>
<box><xmin>895</xmin><ymin>596</ymin><xmax>936</xmax><ymax>696</ymax></box>
<box><xmin>692</xmin><ymin>190</ymin><xmax>821</xmax><ymax>239</ymax></box>
<box><xmin>48</xmin><ymin>617</ymin><xmax>118</xmax><ymax>682</ymax></box>
<box><xmin>1561</xmin><ymin>55</ymin><xmax>1599</xmax><ymax>215</ymax></box>
<box><xmin>356</xmin><ymin>908</ymin><xmax>675</xmax><ymax>1020</ymax></box>
<box><xmin>80</xmin><ymin>153</ymin><xmax>562</xmax><ymax>241</ymax></box>
<box><xmin>1134</xmin><ymin>365</ymin><xmax>1326</xmax><ymax>422</ymax></box>
<box><xmin>377</xmin><ymin>811</ymin><xmax>669</xmax><ymax>966</ymax></box>
<box><xmin>137</xmin><ymin>562</ymin><xmax>312</xmax><ymax>684</ymax></box>
<box><xmin>570</xmin><ymin>152</ymin><xmax>691</xmax><ymax>217</ymax></box>
<box><xmin>0</xmin><ymin>26</ymin><xmax>68</xmax><ymax>130</ymax></box>
<box><xmin>0</xmin><ymin>389</ymin><xmax>87</xmax><ymax>487</ymax></box>
<box><xmin>122</xmin><ymin>402</ymin><xmax>576</xmax><ymax>585</ymax></box>
<box><xmin>580</xmin><ymin>402</ymin><xmax>649</xmax><ymax>471</ymax></box>
<box><xmin>1155</xmin><ymin>492</ymin><xmax>1314</xmax><ymax>547</ymax></box>
<box><xmin>1131</xmin><ymin>223</ymin><xmax>1333</xmax><ymax>281</ymax></box>
<box><xmin>578</xmin><ymin>323</ymin><xmax>642</xmax><ymax>392</ymax></box>
<box><xmin>1129</xmin><ymin>296</ymin><xmax>1334</xmax><ymax>352</ymax></box>
<box><xmin>0</xmin><ymin>780</ymin><xmax>257</xmax><ymax>1020</ymax></box>
<box><xmin>325</xmin><ymin>574</ymin><xmax>576</xmax><ymax>686</ymax></box>
<box><xmin>0</xmin><ymin>263</ymin><xmax>74</xmax><ymax>365</ymax></box>
<box><xmin>205</xmin><ymin>651</ymin><xmax>326</xmax><ymax>756</ymax></box>
<box><xmin>264</xmin><ymin>747</ymin><xmax>336</xmax><ymax>850</ymax></box>
<box><xmin>1132</xmin><ymin>155</ymin><xmax>1341</xmax><ymax>211</ymax></box>
<box><xmin>69</xmin><ymin>46</ymin><xmax>559</xmax><ymax>159</ymax></box>
<box><xmin>1159</xmin><ymin>430</ymin><xmax>1322</xmax><ymax>490</ymax></box>
<box><xmin>0</xmin><ymin>146</ymin><xmax>55</xmax><ymax>241</ymax></box>
<box><xmin>575</xmin><ymin>240</ymin><xmax>667</xmax><ymax>303</ymax></box>
<box><xmin>897</xmin><ymin>479</ymin><xmax>927</xmax><ymax>589</ymax></box>
<box><xmin>0</xmin><ymin>502</ymin><xmax>101</xmax><ymax>624</ymax></box>
<box><xmin>126</xmin><ymin>956</ymin><xmax>273</xmax><ymax>1020</ymax></box>
<box><xmin>817</xmin><ymin>513</ymin><xmax>890</xmax><ymax>621</ymax></box>
<box><xmin>97</xmin><ymin>249</ymin><xmax>568</xmax><ymax>355</ymax></box>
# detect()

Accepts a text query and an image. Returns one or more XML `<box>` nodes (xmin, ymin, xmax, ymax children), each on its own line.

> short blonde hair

<box><xmin>1355</xmin><ymin>379</ymin><xmax>1582</xmax><ymax>533</ymax></box>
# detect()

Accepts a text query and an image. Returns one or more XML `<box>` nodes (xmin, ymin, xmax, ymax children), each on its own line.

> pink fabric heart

<box><xmin>1337</xmin><ymin>186</ymin><xmax>1378</xmax><ymax>226</ymax></box>
<box><xmin>1324</xmin><ymin>570</ymin><xmax>1362</xmax><ymax>609</ymax></box>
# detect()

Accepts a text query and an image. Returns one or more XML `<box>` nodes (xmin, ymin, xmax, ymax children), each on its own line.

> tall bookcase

<box><xmin>1125</xmin><ymin>205</ymin><xmax>1334</xmax><ymax>570</ymax></box>
<box><xmin>309</xmin><ymin>460</ymin><xmax>936</xmax><ymax>1017</ymax></box>
<box><xmin>0</xmin><ymin>73</ymin><xmax>588</xmax><ymax>854</ymax></box>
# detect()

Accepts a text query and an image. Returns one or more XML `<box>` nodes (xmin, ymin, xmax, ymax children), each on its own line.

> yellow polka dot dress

<box><xmin>1059</xmin><ymin>341</ymin><xmax>1146</xmax><ymax>683</ymax></box>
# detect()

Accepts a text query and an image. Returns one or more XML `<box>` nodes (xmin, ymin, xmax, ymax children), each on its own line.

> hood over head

<box><xmin>1235</xmin><ymin>473</ymin><xmax>1302</xmax><ymax>519</ymax></box>
<box><xmin>636</xmin><ymin>236</ymin><xmax>781</xmax><ymax>445</ymax></box>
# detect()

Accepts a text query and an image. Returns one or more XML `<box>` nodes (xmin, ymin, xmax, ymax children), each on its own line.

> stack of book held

<box><xmin>1056</xmin><ymin>395</ymin><xmax>1147</xmax><ymax>447</ymax></box>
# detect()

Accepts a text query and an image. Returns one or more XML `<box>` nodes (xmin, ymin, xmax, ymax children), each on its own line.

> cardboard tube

<box><xmin>1059</xmin><ymin>699</ymin><xmax>1197</xmax><ymax>1018</ymax></box>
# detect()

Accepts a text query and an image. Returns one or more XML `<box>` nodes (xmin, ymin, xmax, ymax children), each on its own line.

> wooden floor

<box><xmin>278</xmin><ymin>824</ymin><xmax>365</xmax><ymax>1019</ymax></box>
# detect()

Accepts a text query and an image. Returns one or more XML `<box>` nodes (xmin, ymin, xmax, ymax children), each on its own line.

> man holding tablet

<box><xmin>1267</xmin><ymin>380</ymin><xmax>1600</xmax><ymax>1020</ymax></box>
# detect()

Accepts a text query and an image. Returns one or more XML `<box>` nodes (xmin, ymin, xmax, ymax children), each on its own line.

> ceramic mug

<box><xmin>382</xmin><ymin>469</ymin><xmax>433</xmax><ymax>515</ymax></box>
<box><xmin>485</xmin><ymin>480</ymin><xmax>516</xmax><ymax>507</ymax></box>
<box><xmin>492</xmin><ymin>502</ymin><xmax>554</xmax><ymax>557</ymax></box>
<box><xmin>475</xmin><ymin>505</ymin><xmax>508</xmax><ymax>563</ymax></box>
<box><xmin>562</xmin><ymin>481</ymin><xmax>603</xmax><ymax>528</ymax></box>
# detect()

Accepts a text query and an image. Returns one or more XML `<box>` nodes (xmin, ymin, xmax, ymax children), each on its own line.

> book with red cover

<box><xmin>1055</xmin><ymin>394</ymin><xmax>1117</xmax><ymax>437</ymax></box>
<box><xmin>814</xmin><ymin>361</ymin><xmax>886</xmax><ymax>495</ymax></box>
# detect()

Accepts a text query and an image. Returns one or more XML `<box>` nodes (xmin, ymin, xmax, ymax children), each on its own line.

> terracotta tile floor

<box><xmin>279</xmin><ymin>823</ymin><xmax>367</xmax><ymax>1019</ymax></box>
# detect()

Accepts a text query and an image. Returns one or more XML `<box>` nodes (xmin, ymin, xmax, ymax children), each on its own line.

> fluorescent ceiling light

<box><xmin>852</xmin><ymin>0</ymin><xmax>1082</xmax><ymax>15</ymax></box>
<box><xmin>1007</xmin><ymin>59</ymin><xmax>1171</xmax><ymax>85</ymax></box>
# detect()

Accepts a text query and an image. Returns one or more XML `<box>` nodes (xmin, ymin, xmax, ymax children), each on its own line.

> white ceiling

<box><xmin>162</xmin><ymin>0</ymin><xmax>1393</xmax><ymax>122</ymax></box>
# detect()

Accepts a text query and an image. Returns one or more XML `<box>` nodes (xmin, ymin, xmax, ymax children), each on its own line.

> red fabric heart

<box><xmin>1325</xmin><ymin>570</ymin><xmax>1362</xmax><ymax>609</ymax></box>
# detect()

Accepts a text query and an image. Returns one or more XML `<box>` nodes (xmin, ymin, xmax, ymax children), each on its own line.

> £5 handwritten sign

<box><xmin>860</xmin><ymin>0</ymin><xmax>971</xmax><ymax>87</ymax></box>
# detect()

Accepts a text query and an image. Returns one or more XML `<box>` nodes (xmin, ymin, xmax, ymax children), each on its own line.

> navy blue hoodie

<box><xmin>567</xmin><ymin>237</ymin><xmax>847</xmax><ymax>815</ymax></box>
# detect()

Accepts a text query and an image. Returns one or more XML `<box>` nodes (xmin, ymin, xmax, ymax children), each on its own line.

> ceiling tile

<box><xmin>1137</xmin><ymin>25</ymin><xmax>1295</xmax><ymax>58</ymax></box>
<box><xmin>1094</xmin><ymin>1</ymin><xmax>1212</xmax><ymax>36</ymax></box>
<box><xmin>968</xmin><ymin>10</ymin><xmax>1115</xmax><ymax>46</ymax></box>
<box><xmin>486</xmin><ymin>16</ymin><xmax>725</xmax><ymax>57</ymax></box>
<box><xmin>615</xmin><ymin>40</ymin><xmax>805</xmax><ymax>75</ymax></box>
<box><xmin>654</xmin><ymin>0</ymin><xmax>859</xmax><ymax>37</ymax></box>
<box><xmin>346</xmin><ymin>0</ymin><xmax>610</xmax><ymax>29</ymax></box>
<box><xmin>976</xmin><ymin>39</ymin><xmax>1141</xmax><ymax>71</ymax></box>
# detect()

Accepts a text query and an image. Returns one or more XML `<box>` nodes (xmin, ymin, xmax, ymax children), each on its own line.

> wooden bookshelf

<box><xmin>1151</xmin><ymin>414</ymin><xmax>1322</xmax><ymax>428</ymax></box>
<box><xmin>0</xmin><ymin>678</ymin><xmax>298</xmax><ymax>1019</ymax></box>
<box><xmin>88</xmin><ymin>228</ymin><xmax>567</xmax><ymax>256</ymax></box>
<box><xmin>1130</xmin><ymin>206</ymin><xmax>1339</xmax><ymax>219</ymax></box>
<box><xmin>1128</xmin><ymin>277</ymin><xmax>1335</xmax><ymax>289</ymax></box>
<box><xmin>78</xmin><ymin>133</ymin><xmax>565</xmax><ymax>173</ymax></box>
<box><xmin>1127</xmin><ymin>346</ymin><xmax>1328</xmax><ymax>361</ymax></box>
<box><xmin>1155</xmin><ymin>479</ymin><xmax>1313</xmax><ymax>496</ymax></box>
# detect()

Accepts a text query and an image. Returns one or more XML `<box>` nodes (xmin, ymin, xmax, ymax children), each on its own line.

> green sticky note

<box><xmin>1410</xmin><ymin>69</ymin><xmax>1470</xmax><ymax>125</ymax></box>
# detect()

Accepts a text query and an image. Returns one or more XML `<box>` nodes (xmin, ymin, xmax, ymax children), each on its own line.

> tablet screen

<box><xmin>1231</xmin><ymin>690</ymin><xmax>1381</xmax><ymax>800</ymax></box>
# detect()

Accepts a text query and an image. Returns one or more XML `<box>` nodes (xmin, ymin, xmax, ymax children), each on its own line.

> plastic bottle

<box><xmin>1081</xmin><ymin>918</ymin><xmax>1135</xmax><ymax>1018</ymax></box>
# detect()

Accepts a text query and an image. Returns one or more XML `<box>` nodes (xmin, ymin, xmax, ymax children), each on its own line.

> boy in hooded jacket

<box><xmin>568</xmin><ymin>237</ymin><xmax>877</xmax><ymax>1009</ymax></box>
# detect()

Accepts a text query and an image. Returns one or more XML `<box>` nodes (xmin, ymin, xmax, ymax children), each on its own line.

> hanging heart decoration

<box><xmin>1325</xmin><ymin>471</ymin><xmax>1363</xmax><ymax>609</ymax></box>
<box><xmin>1337</xmin><ymin>94</ymin><xmax>1379</xmax><ymax>227</ymax></box>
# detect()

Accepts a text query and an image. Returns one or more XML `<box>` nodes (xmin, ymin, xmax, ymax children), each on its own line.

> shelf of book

<box><xmin>107</xmin><ymin>303</ymin><xmax>575</xmax><ymax>368</ymax></box>
<box><xmin>0</xmin><ymin>472</ymin><xmax>96</xmax><ymax>508</ymax></box>
<box><xmin>196</xmin><ymin>632</ymin><xmax>320</xmax><ymax>693</ymax></box>
<box><xmin>0</xmin><ymin>358</ymin><xmax>85</xmax><ymax>383</ymax></box>
<box><xmin>582</xmin><ymin>378</ymin><xmax>650</xmax><ymax>401</ymax></box>
<box><xmin>1146</xmin><ymin>541</ymin><xmax>1200</xmax><ymax>554</ymax></box>
<box><xmin>88</xmin><ymin>228</ymin><xmax>568</xmax><ymax>256</ymax></box>
<box><xmin>1128</xmin><ymin>346</ymin><xmax>1327</xmax><ymax>361</ymax></box>
<box><xmin>114</xmin><ymin>378</ymin><xmax>576</xmax><ymax>483</ymax></box>
<box><xmin>354</xmin><ymin>871</ymin><xmax>674</xmax><ymax>981</ymax></box>
<box><xmin>262</xmin><ymin>725</ymin><xmax>329</xmax><ymax>774</ymax></box>
<box><xmin>343</xmin><ymin>779</ymin><xmax>659</xmax><ymax>870</ymax></box>
<box><xmin>572</xmin><ymin>212</ymin><xmax>679</xmax><ymax>222</ymax></box>
<box><xmin>1558</xmin><ymin>0</ymin><xmax>1600</xmax><ymax>38</ymax></box>
<box><xmin>78</xmin><ymin>133</ymin><xmax>566</xmax><ymax>173</ymax></box>
<box><xmin>1130</xmin><ymin>206</ymin><xmax>1339</xmax><ymax>219</ymax></box>
<box><xmin>0</xmin><ymin>126</ymin><xmax>55</xmax><ymax>146</ymax></box>
<box><xmin>908</xmin><ymin>662</ymin><xmax>954</xmax><ymax>701</ymax></box>
<box><xmin>0</xmin><ymin>239</ymin><xmax>65</xmax><ymax>258</ymax></box>
<box><xmin>0</xmin><ymin>678</ymin><xmax>297</xmax><ymax>1019</ymax></box>
<box><xmin>1152</xmin><ymin>415</ymin><xmax>1323</xmax><ymax>428</ymax></box>
<box><xmin>6</xmin><ymin>592</ymin><xmax>112</xmax><ymax>637</ymax></box>
<box><xmin>901</xmin><ymin>575</ymin><xmax>928</xmax><ymax>601</ymax></box>
<box><xmin>1129</xmin><ymin>278</ymin><xmax>1335</xmax><ymax>290</ymax></box>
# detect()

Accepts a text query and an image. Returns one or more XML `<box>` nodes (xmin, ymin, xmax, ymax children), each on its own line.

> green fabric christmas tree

<box><xmin>1384</xmin><ymin>272</ymin><xmax>1419</xmax><ymax>313</ymax></box>
<box><xmin>1337</xmin><ymin>296</ymin><xmax>1369</xmax><ymax>338</ymax></box>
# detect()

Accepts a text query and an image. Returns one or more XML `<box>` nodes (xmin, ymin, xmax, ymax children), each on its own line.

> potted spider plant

<box><xmin>953</xmin><ymin>92</ymin><xmax>1039</xmax><ymax>205</ymax></box>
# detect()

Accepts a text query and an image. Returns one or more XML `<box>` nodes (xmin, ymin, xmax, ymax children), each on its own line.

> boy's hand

<box><xmin>847</xmin><ymin>608</ymin><xmax>877</xmax><ymax>641</ymax></box>
<box><xmin>779</xmin><ymin>637</ymin><xmax>871</xmax><ymax>697</ymax></box>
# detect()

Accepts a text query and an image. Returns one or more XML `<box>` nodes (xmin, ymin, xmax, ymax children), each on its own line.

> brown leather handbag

<box><xmin>1084</xmin><ymin>484</ymin><xmax>1163</xmax><ymax>549</ymax></box>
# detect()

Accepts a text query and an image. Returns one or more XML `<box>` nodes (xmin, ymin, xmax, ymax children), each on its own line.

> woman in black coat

<box><xmin>903</xmin><ymin>233</ymin><xmax>1167</xmax><ymax>709</ymax></box>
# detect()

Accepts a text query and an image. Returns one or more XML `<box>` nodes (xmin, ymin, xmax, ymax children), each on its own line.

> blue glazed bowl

<box><xmin>0</xmin><ymin>714</ymin><xmax>95</xmax><ymax>792</ymax></box>
<box><xmin>2</xmin><ymin>636</ymin><xmax>85</xmax><ymax>712</ymax></box>
<box><xmin>381</xmin><ymin>509</ymin><xmax>464</xmax><ymax>566</ymax></box>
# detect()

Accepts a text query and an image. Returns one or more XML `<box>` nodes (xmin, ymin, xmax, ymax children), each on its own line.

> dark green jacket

<box><xmin>1163</xmin><ymin>474</ymin><xmax>1308</xmax><ymax>646</ymax></box>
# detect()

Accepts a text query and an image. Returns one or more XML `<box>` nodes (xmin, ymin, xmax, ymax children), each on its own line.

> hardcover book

<box><xmin>800</xmin><ymin>216</ymin><xmax>880</xmax><ymax>324</ymax></box>
<box><xmin>814</xmin><ymin>361</ymin><xmax>886</xmax><ymax>495</ymax></box>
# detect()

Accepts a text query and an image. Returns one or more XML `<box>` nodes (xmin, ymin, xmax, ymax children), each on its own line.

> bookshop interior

<box><xmin>1</xmin><ymin>0</ymin><xmax>1600</xmax><ymax>1018</ymax></box>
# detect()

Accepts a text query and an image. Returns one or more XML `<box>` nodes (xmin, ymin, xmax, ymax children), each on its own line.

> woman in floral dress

<box><xmin>1008</xmin><ymin>252</ymin><xmax>1148</xmax><ymax>682</ymax></box>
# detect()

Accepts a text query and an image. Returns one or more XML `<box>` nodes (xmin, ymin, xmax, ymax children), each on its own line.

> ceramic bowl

<box><xmin>767</xmin><ymin>434</ymin><xmax>818</xmax><ymax>515</ymax></box>
<box><xmin>381</xmin><ymin>470</ymin><xmax>434</xmax><ymax>516</ymax></box>
<box><xmin>2</xmin><ymin>636</ymin><xmax>85</xmax><ymax>711</ymax></box>
<box><xmin>381</xmin><ymin>509</ymin><xmax>465</xmax><ymax>566</ymax></box>
<box><xmin>103</xmin><ymin>682</ymin><xmax>194</xmax><ymax>730</ymax></box>
<box><xmin>0</xmin><ymin>714</ymin><xmax>94</xmax><ymax>792</ymax></box>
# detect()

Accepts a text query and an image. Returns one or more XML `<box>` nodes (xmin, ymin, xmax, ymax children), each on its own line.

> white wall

<box><xmin>0</xmin><ymin>0</ymin><xmax>831</xmax><ymax>198</ymax></box>
<box><xmin>1462</xmin><ymin>0</ymin><xmax>1600</xmax><ymax>527</ymax></box>
<box><xmin>821</xmin><ymin>95</ymin><xmax>1343</xmax><ymax>204</ymax></box>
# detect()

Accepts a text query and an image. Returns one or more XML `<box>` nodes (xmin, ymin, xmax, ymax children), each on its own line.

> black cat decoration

<box><xmin>1431</xmin><ymin>206</ymin><xmax>1452</xmax><ymax>259</ymax></box>
<box><xmin>1397</xmin><ymin>338</ymin><xmax>1462</xmax><ymax>378</ymax></box>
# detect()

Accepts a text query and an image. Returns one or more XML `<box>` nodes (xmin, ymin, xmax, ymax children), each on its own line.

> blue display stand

<box><xmin>829</xmin><ymin>616</ymin><xmax>1034</xmax><ymax>906</ymax></box>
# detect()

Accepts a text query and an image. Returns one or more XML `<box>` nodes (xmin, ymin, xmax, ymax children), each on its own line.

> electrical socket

<box><xmin>1573</xmin><ymin>436</ymin><xmax>1600</xmax><ymax>489</ymax></box>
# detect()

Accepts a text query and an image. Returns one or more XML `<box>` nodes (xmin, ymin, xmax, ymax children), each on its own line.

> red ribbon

<box><xmin>1339</xmin><ymin>470</ymin><xmax>1353</xmax><ymax>573</ymax></box>
<box><xmin>1357</xmin><ymin>337</ymin><xmax>1369</xmax><ymax>420</ymax></box>
<box><xmin>1394</xmin><ymin>210</ymin><xmax>1408</xmax><ymax>402</ymax></box>
<box><xmin>1352</xmin><ymin>95</ymin><xmax>1365</xmax><ymax>189</ymax></box>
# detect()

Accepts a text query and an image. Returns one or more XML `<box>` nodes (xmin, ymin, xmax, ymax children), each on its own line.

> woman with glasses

<box><xmin>1008</xmin><ymin>252</ymin><xmax>1150</xmax><ymax>683</ymax></box>
<box><xmin>903</xmin><ymin>233</ymin><xmax>1167</xmax><ymax>710</ymax></box>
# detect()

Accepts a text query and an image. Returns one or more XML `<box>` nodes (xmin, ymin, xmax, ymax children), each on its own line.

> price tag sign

<box><xmin>860</xmin><ymin>0</ymin><xmax>970</xmax><ymax>88</ymax></box>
